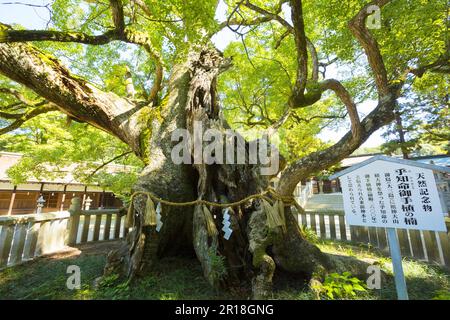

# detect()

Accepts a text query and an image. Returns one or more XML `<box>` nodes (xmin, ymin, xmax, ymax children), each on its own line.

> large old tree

<box><xmin>0</xmin><ymin>0</ymin><xmax>448</xmax><ymax>298</ymax></box>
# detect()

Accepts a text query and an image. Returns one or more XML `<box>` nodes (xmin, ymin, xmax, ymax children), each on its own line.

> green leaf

<box><xmin>353</xmin><ymin>284</ymin><xmax>366</xmax><ymax>292</ymax></box>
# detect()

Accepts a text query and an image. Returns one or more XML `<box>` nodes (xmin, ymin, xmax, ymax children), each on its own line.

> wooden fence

<box><xmin>298</xmin><ymin>210</ymin><xmax>450</xmax><ymax>267</ymax></box>
<box><xmin>0</xmin><ymin>197</ymin><xmax>126</xmax><ymax>269</ymax></box>
<box><xmin>1</xmin><ymin>199</ymin><xmax>449</xmax><ymax>269</ymax></box>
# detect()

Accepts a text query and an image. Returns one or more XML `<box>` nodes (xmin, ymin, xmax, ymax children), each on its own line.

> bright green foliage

<box><xmin>351</xmin><ymin>146</ymin><xmax>383</xmax><ymax>156</ymax></box>
<box><xmin>93</xmin><ymin>274</ymin><xmax>131</xmax><ymax>300</ymax></box>
<box><xmin>207</xmin><ymin>247</ymin><xmax>228</xmax><ymax>283</ymax></box>
<box><xmin>31</xmin><ymin>0</ymin><xmax>219</xmax><ymax>99</ymax></box>
<box><xmin>433</xmin><ymin>289</ymin><xmax>450</xmax><ymax>300</ymax></box>
<box><xmin>299</xmin><ymin>225</ymin><xmax>319</xmax><ymax>244</ymax></box>
<box><xmin>0</xmin><ymin>111</ymin><xmax>143</xmax><ymax>198</ymax></box>
<box><xmin>0</xmin><ymin>1</ymin><xmax>223</xmax><ymax>188</ymax></box>
<box><xmin>218</xmin><ymin>30</ymin><xmax>338</xmax><ymax>161</ymax></box>
<box><xmin>221</xmin><ymin>0</ymin><xmax>449</xmax><ymax>159</ymax></box>
<box><xmin>312</xmin><ymin>272</ymin><xmax>367</xmax><ymax>300</ymax></box>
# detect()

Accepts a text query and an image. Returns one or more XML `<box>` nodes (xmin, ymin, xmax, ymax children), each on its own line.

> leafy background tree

<box><xmin>0</xmin><ymin>109</ymin><xmax>142</xmax><ymax>199</ymax></box>
<box><xmin>381</xmin><ymin>73</ymin><xmax>449</xmax><ymax>158</ymax></box>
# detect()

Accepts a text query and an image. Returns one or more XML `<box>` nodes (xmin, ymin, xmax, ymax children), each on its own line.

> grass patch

<box><xmin>0</xmin><ymin>253</ymin><xmax>232</xmax><ymax>300</ymax></box>
<box><xmin>0</xmin><ymin>240</ymin><xmax>448</xmax><ymax>300</ymax></box>
<box><xmin>317</xmin><ymin>239</ymin><xmax>450</xmax><ymax>300</ymax></box>
<box><xmin>0</xmin><ymin>254</ymin><xmax>105</xmax><ymax>300</ymax></box>
<box><xmin>89</xmin><ymin>257</ymin><xmax>234</xmax><ymax>300</ymax></box>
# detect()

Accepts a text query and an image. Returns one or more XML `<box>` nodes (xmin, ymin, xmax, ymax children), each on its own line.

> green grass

<box><xmin>88</xmin><ymin>257</ymin><xmax>235</xmax><ymax>300</ymax></box>
<box><xmin>0</xmin><ymin>254</ymin><xmax>232</xmax><ymax>300</ymax></box>
<box><xmin>316</xmin><ymin>240</ymin><xmax>450</xmax><ymax>300</ymax></box>
<box><xmin>0</xmin><ymin>254</ymin><xmax>106</xmax><ymax>300</ymax></box>
<box><xmin>0</xmin><ymin>240</ymin><xmax>448</xmax><ymax>300</ymax></box>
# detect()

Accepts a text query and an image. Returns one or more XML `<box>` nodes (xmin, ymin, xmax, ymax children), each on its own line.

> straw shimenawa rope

<box><xmin>126</xmin><ymin>187</ymin><xmax>300</xmax><ymax>234</ymax></box>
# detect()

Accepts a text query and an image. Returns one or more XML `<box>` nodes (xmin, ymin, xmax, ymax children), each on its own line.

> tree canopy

<box><xmin>0</xmin><ymin>0</ymin><xmax>448</xmax><ymax>194</ymax></box>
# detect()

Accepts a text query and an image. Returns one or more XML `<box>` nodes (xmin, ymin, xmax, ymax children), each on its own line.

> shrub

<box><xmin>312</xmin><ymin>272</ymin><xmax>367</xmax><ymax>300</ymax></box>
<box><xmin>207</xmin><ymin>247</ymin><xmax>227</xmax><ymax>282</ymax></box>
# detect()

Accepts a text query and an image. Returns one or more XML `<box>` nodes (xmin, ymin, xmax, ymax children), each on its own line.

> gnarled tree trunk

<box><xmin>104</xmin><ymin>48</ymin><xmax>370</xmax><ymax>299</ymax></box>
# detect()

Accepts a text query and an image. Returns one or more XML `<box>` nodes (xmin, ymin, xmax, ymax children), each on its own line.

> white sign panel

<box><xmin>339</xmin><ymin>160</ymin><xmax>446</xmax><ymax>232</ymax></box>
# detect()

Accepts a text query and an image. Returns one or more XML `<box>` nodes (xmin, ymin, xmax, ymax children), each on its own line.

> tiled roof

<box><xmin>331</xmin><ymin>155</ymin><xmax>450</xmax><ymax>180</ymax></box>
<box><xmin>340</xmin><ymin>154</ymin><xmax>450</xmax><ymax>169</ymax></box>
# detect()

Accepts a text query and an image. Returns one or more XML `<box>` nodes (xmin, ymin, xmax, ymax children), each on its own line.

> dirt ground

<box><xmin>37</xmin><ymin>240</ymin><xmax>122</xmax><ymax>261</ymax></box>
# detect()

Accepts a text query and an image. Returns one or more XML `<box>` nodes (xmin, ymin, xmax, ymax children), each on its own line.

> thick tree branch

<box><xmin>319</xmin><ymin>79</ymin><xmax>361</xmax><ymax>140</ymax></box>
<box><xmin>0</xmin><ymin>41</ymin><xmax>145</xmax><ymax>154</ymax></box>
<box><xmin>224</xmin><ymin>0</ymin><xmax>320</xmax><ymax>106</ymax></box>
<box><xmin>289</xmin><ymin>0</ymin><xmax>308</xmax><ymax>106</ymax></box>
<box><xmin>277</xmin><ymin>91</ymin><xmax>398</xmax><ymax>195</ymax></box>
<box><xmin>277</xmin><ymin>1</ymin><xmax>404</xmax><ymax>195</ymax></box>
<box><xmin>221</xmin><ymin>2</ymin><xmax>364</xmax><ymax>145</ymax></box>
<box><xmin>307</xmin><ymin>39</ymin><xmax>319</xmax><ymax>82</ymax></box>
<box><xmin>0</xmin><ymin>24</ymin><xmax>164</xmax><ymax>105</ymax></box>
<box><xmin>348</xmin><ymin>0</ymin><xmax>391</xmax><ymax>97</ymax></box>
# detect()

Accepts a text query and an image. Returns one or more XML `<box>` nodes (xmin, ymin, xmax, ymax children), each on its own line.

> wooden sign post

<box><xmin>330</xmin><ymin>156</ymin><xmax>449</xmax><ymax>300</ymax></box>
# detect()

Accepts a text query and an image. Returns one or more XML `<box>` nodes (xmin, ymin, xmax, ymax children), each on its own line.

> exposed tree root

<box><xmin>247</xmin><ymin>205</ymin><xmax>275</xmax><ymax>299</ymax></box>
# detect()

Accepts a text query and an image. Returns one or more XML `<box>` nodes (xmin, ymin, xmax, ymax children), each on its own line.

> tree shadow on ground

<box><xmin>1</xmin><ymin>240</ymin><xmax>448</xmax><ymax>300</ymax></box>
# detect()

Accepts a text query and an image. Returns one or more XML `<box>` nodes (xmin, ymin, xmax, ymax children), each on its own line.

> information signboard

<box><xmin>330</xmin><ymin>155</ymin><xmax>450</xmax><ymax>300</ymax></box>
<box><xmin>339</xmin><ymin>160</ymin><xmax>446</xmax><ymax>232</ymax></box>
